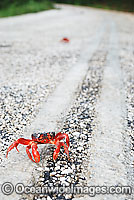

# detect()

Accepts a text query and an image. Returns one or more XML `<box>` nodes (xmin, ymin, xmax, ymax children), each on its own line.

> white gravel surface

<box><xmin>0</xmin><ymin>4</ymin><xmax>134</xmax><ymax>200</ymax></box>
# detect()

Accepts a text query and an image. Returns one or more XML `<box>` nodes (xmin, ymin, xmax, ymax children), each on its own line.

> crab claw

<box><xmin>53</xmin><ymin>141</ymin><xmax>70</xmax><ymax>160</ymax></box>
<box><xmin>6</xmin><ymin>138</ymin><xmax>31</xmax><ymax>158</ymax></box>
<box><xmin>6</xmin><ymin>138</ymin><xmax>40</xmax><ymax>163</ymax></box>
<box><xmin>26</xmin><ymin>143</ymin><xmax>40</xmax><ymax>163</ymax></box>
<box><xmin>6</xmin><ymin>141</ymin><xmax>19</xmax><ymax>158</ymax></box>
<box><xmin>54</xmin><ymin>132</ymin><xmax>69</xmax><ymax>148</ymax></box>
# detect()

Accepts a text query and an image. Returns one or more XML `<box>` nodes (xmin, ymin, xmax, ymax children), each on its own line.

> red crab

<box><xmin>6</xmin><ymin>132</ymin><xmax>70</xmax><ymax>163</ymax></box>
<box><xmin>61</xmin><ymin>37</ymin><xmax>70</xmax><ymax>43</ymax></box>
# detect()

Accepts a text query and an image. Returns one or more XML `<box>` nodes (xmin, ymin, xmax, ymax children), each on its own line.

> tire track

<box><xmin>84</xmin><ymin>21</ymin><xmax>130</xmax><ymax>200</ymax></box>
<box><xmin>32</xmin><ymin>40</ymin><xmax>107</xmax><ymax>200</ymax></box>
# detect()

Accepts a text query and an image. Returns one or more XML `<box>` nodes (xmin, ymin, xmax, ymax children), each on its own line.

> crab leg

<box><xmin>54</xmin><ymin>132</ymin><xmax>69</xmax><ymax>147</ymax></box>
<box><xmin>26</xmin><ymin>143</ymin><xmax>40</xmax><ymax>163</ymax></box>
<box><xmin>6</xmin><ymin>138</ymin><xmax>31</xmax><ymax>158</ymax></box>
<box><xmin>53</xmin><ymin>144</ymin><xmax>60</xmax><ymax>160</ymax></box>
<box><xmin>53</xmin><ymin>141</ymin><xmax>70</xmax><ymax>160</ymax></box>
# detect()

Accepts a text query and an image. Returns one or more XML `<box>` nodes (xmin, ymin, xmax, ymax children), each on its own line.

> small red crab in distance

<box><xmin>60</xmin><ymin>37</ymin><xmax>70</xmax><ymax>43</ymax></box>
<box><xmin>6</xmin><ymin>132</ymin><xmax>70</xmax><ymax>163</ymax></box>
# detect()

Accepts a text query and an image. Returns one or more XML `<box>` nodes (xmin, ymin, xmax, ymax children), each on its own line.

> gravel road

<box><xmin>0</xmin><ymin>4</ymin><xmax>134</xmax><ymax>200</ymax></box>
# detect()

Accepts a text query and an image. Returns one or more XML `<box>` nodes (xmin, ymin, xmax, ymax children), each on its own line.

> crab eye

<box><xmin>32</xmin><ymin>133</ymin><xmax>38</xmax><ymax>139</ymax></box>
<box><xmin>39</xmin><ymin>134</ymin><xmax>44</xmax><ymax>140</ymax></box>
<box><xmin>52</xmin><ymin>132</ymin><xmax>55</xmax><ymax>137</ymax></box>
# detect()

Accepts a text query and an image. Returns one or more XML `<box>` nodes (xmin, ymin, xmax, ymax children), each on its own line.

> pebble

<box><xmin>55</xmin><ymin>166</ymin><xmax>60</xmax><ymax>170</ymax></box>
<box><xmin>72</xmin><ymin>164</ymin><xmax>75</xmax><ymax>170</ymax></box>
<box><xmin>61</xmin><ymin>168</ymin><xmax>73</xmax><ymax>174</ymax></box>
<box><xmin>60</xmin><ymin>177</ymin><xmax>66</xmax><ymax>182</ymax></box>
<box><xmin>50</xmin><ymin>172</ymin><xmax>56</xmax><ymax>176</ymax></box>
<box><xmin>65</xmin><ymin>194</ymin><xmax>72</xmax><ymax>199</ymax></box>
<box><xmin>62</xmin><ymin>181</ymin><xmax>70</xmax><ymax>186</ymax></box>
<box><xmin>77</xmin><ymin>147</ymin><xmax>83</xmax><ymax>152</ymax></box>
<box><xmin>67</xmin><ymin>176</ymin><xmax>71</xmax><ymax>183</ymax></box>
<box><xmin>73</xmin><ymin>131</ymin><xmax>80</xmax><ymax>138</ymax></box>
<box><xmin>44</xmin><ymin>167</ymin><xmax>50</xmax><ymax>171</ymax></box>
<box><xmin>47</xmin><ymin>196</ymin><xmax>52</xmax><ymax>200</ymax></box>
<box><xmin>37</xmin><ymin>167</ymin><xmax>43</xmax><ymax>171</ymax></box>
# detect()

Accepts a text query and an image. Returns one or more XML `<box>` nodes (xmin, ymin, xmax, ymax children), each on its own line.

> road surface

<box><xmin>0</xmin><ymin>4</ymin><xmax>134</xmax><ymax>200</ymax></box>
